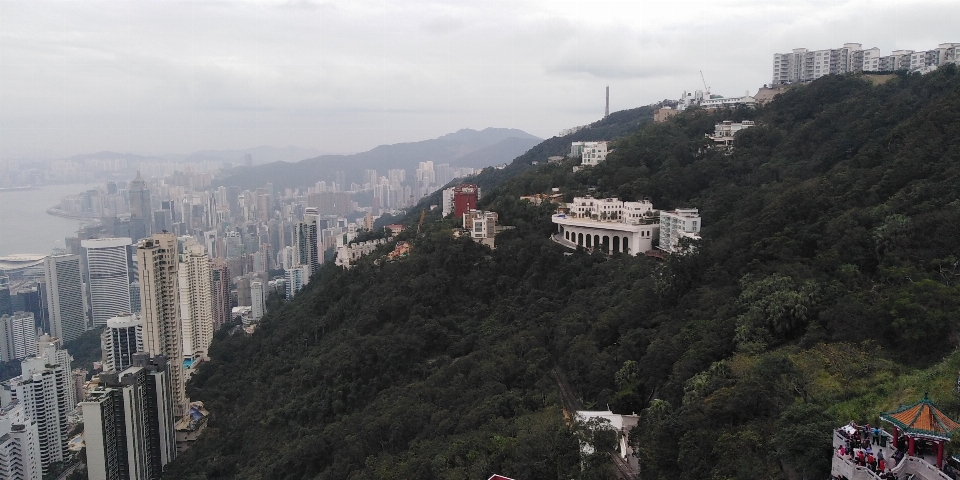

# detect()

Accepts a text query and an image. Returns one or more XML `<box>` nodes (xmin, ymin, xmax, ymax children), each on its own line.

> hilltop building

<box><xmin>708</xmin><ymin>120</ymin><xmax>756</xmax><ymax>148</ymax></box>
<box><xmin>552</xmin><ymin>197</ymin><xmax>660</xmax><ymax>255</ymax></box>
<box><xmin>654</xmin><ymin>107</ymin><xmax>679</xmax><ymax>123</ymax></box>
<box><xmin>773</xmin><ymin>42</ymin><xmax>960</xmax><ymax>84</ymax></box>
<box><xmin>335</xmin><ymin>239</ymin><xmax>388</xmax><ymax>269</ymax></box>
<box><xmin>573</xmin><ymin>141</ymin><xmax>610</xmax><ymax>167</ymax></box>
<box><xmin>679</xmin><ymin>90</ymin><xmax>756</xmax><ymax>111</ymax></box>
<box><xmin>442</xmin><ymin>184</ymin><xmax>481</xmax><ymax>219</ymax></box>
<box><xmin>462</xmin><ymin>210</ymin><xmax>499</xmax><ymax>248</ymax></box>
<box><xmin>659</xmin><ymin>208</ymin><xmax>702</xmax><ymax>253</ymax></box>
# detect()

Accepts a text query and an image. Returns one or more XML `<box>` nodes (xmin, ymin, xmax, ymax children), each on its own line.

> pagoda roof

<box><xmin>880</xmin><ymin>394</ymin><xmax>960</xmax><ymax>441</ymax></box>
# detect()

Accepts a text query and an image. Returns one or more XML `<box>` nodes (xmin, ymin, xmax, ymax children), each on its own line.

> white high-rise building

<box><xmin>137</xmin><ymin>233</ymin><xmax>187</xmax><ymax>418</ymax></box>
<box><xmin>0</xmin><ymin>312</ymin><xmax>38</xmax><ymax>362</ymax></box>
<box><xmin>178</xmin><ymin>243</ymin><xmax>214</xmax><ymax>363</ymax></box>
<box><xmin>1</xmin><ymin>337</ymin><xmax>74</xmax><ymax>475</ymax></box>
<box><xmin>101</xmin><ymin>313</ymin><xmax>144</xmax><ymax>372</ymax></box>
<box><xmin>251</xmin><ymin>281</ymin><xmax>266</xmax><ymax>321</ymax></box>
<box><xmin>82</xmin><ymin>238</ymin><xmax>133</xmax><ymax>327</ymax></box>
<box><xmin>0</xmin><ymin>400</ymin><xmax>42</xmax><ymax>480</ymax></box>
<box><xmin>43</xmin><ymin>254</ymin><xmax>86</xmax><ymax>342</ymax></box>
<box><xmin>285</xmin><ymin>265</ymin><xmax>308</xmax><ymax>300</ymax></box>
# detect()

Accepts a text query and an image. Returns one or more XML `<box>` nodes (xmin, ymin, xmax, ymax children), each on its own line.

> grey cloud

<box><xmin>2</xmin><ymin>0</ymin><xmax>959</xmax><ymax>158</ymax></box>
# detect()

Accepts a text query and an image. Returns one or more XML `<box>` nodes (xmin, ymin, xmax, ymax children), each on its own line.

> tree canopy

<box><xmin>167</xmin><ymin>67</ymin><xmax>960</xmax><ymax>480</ymax></box>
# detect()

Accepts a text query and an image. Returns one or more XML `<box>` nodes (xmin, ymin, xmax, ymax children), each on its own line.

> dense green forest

<box><xmin>167</xmin><ymin>67</ymin><xmax>960</xmax><ymax>479</ymax></box>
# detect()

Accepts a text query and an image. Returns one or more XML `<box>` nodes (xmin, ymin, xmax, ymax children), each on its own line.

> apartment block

<box><xmin>774</xmin><ymin>42</ymin><xmax>960</xmax><ymax>84</ymax></box>
<box><xmin>0</xmin><ymin>312</ymin><xmax>38</xmax><ymax>362</ymax></box>
<box><xmin>0</xmin><ymin>400</ymin><xmax>42</xmax><ymax>480</ymax></box>
<box><xmin>659</xmin><ymin>209</ymin><xmax>702</xmax><ymax>253</ymax></box>
<box><xmin>82</xmin><ymin>354</ymin><xmax>176</xmax><ymax>480</ymax></box>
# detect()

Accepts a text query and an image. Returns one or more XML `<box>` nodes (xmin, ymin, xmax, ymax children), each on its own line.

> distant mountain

<box><xmin>216</xmin><ymin>128</ymin><xmax>543</xmax><ymax>191</ymax></box>
<box><xmin>65</xmin><ymin>151</ymin><xmax>161</xmax><ymax>162</ymax></box>
<box><xmin>163</xmin><ymin>145</ymin><xmax>323</xmax><ymax>165</ymax></box>
<box><xmin>59</xmin><ymin>146</ymin><xmax>323</xmax><ymax>166</ymax></box>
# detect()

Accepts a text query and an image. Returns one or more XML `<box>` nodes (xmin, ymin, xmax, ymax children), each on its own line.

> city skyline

<box><xmin>2</xmin><ymin>0</ymin><xmax>959</xmax><ymax>159</ymax></box>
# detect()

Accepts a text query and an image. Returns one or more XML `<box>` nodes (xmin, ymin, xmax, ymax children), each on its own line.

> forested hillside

<box><xmin>167</xmin><ymin>67</ymin><xmax>960</xmax><ymax>480</ymax></box>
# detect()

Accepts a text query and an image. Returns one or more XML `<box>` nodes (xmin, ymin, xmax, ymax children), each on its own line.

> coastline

<box><xmin>45</xmin><ymin>207</ymin><xmax>99</xmax><ymax>222</ymax></box>
<box><xmin>0</xmin><ymin>185</ymin><xmax>36</xmax><ymax>192</ymax></box>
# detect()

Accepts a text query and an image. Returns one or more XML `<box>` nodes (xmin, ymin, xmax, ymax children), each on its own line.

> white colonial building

<box><xmin>659</xmin><ymin>208</ymin><xmax>702</xmax><ymax>253</ymax></box>
<box><xmin>552</xmin><ymin>197</ymin><xmax>659</xmax><ymax>255</ymax></box>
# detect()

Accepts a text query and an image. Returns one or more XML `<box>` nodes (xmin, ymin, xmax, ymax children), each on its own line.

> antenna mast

<box><xmin>605</xmin><ymin>86</ymin><xmax>609</xmax><ymax>118</ymax></box>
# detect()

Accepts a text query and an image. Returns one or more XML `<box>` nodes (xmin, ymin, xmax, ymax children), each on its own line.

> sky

<box><xmin>1</xmin><ymin>0</ymin><xmax>958</xmax><ymax>159</ymax></box>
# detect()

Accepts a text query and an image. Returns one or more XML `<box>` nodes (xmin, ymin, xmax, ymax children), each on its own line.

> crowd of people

<box><xmin>835</xmin><ymin>422</ymin><xmax>903</xmax><ymax>479</ymax></box>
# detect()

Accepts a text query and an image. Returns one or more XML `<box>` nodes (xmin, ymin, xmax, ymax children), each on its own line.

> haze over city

<box><xmin>2</xmin><ymin>0</ymin><xmax>959</xmax><ymax>159</ymax></box>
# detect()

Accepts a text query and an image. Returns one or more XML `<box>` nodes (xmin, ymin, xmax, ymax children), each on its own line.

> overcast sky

<box><xmin>1</xmin><ymin>0</ymin><xmax>958</xmax><ymax>159</ymax></box>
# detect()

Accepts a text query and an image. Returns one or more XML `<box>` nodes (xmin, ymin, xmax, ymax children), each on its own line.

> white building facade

<box><xmin>570</xmin><ymin>142</ymin><xmax>610</xmax><ymax>167</ymax></box>
<box><xmin>1</xmin><ymin>338</ymin><xmax>74</xmax><ymax>476</ymax></box>
<box><xmin>335</xmin><ymin>239</ymin><xmax>387</xmax><ymax>269</ymax></box>
<box><xmin>177</xmin><ymin>243</ymin><xmax>213</xmax><ymax>364</ymax></box>
<box><xmin>709</xmin><ymin>120</ymin><xmax>756</xmax><ymax>148</ymax></box>
<box><xmin>0</xmin><ymin>401</ymin><xmax>42</xmax><ymax>480</ymax></box>
<box><xmin>659</xmin><ymin>208</ymin><xmax>702</xmax><ymax>253</ymax></box>
<box><xmin>250</xmin><ymin>281</ymin><xmax>265</xmax><ymax>321</ymax></box>
<box><xmin>0</xmin><ymin>312</ymin><xmax>38</xmax><ymax>362</ymax></box>
<box><xmin>552</xmin><ymin>197</ymin><xmax>659</xmax><ymax>255</ymax></box>
<box><xmin>81</xmin><ymin>238</ymin><xmax>133</xmax><ymax>327</ymax></box>
<box><xmin>774</xmin><ymin>42</ymin><xmax>960</xmax><ymax>84</ymax></box>
<box><xmin>101</xmin><ymin>313</ymin><xmax>144</xmax><ymax>373</ymax></box>
<box><xmin>43</xmin><ymin>254</ymin><xmax>86</xmax><ymax>343</ymax></box>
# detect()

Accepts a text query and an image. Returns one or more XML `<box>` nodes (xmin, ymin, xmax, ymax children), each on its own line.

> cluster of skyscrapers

<box><xmin>0</xmin><ymin>156</ymin><xmax>484</xmax><ymax>477</ymax></box>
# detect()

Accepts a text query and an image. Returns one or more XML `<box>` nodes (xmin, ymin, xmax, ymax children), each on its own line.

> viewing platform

<box><xmin>832</xmin><ymin>395</ymin><xmax>960</xmax><ymax>480</ymax></box>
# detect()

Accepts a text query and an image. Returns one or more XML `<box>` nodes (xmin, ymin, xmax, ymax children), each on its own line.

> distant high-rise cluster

<box><xmin>0</xmin><ymin>149</ymin><xmax>490</xmax><ymax>477</ymax></box>
<box><xmin>773</xmin><ymin>42</ymin><xmax>960</xmax><ymax>85</ymax></box>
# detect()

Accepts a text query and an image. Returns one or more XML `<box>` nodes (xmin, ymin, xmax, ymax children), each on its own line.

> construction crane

<box><xmin>700</xmin><ymin>70</ymin><xmax>710</xmax><ymax>95</ymax></box>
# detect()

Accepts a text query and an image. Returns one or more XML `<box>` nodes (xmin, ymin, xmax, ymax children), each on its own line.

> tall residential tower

<box><xmin>137</xmin><ymin>234</ymin><xmax>187</xmax><ymax>418</ymax></box>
